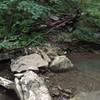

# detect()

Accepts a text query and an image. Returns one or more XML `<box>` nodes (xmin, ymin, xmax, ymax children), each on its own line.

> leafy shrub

<box><xmin>0</xmin><ymin>0</ymin><xmax>72</xmax><ymax>49</ymax></box>
<box><xmin>0</xmin><ymin>17</ymin><xmax>8</xmax><ymax>37</ymax></box>
<box><xmin>71</xmin><ymin>0</ymin><xmax>100</xmax><ymax>43</ymax></box>
<box><xmin>50</xmin><ymin>0</ymin><xmax>71</xmax><ymax>13</ymax></box>
<box><xmin>72</xmin><ymin>27</ymin><xmax>100</xmax><ymax>44</ymax></box>
<box><xmin>0</xmin><ymin>32</ymin><xmax>44</xmax><ymax>49</ymax></box>
<box><xmin>0</xmin><ymin>0</ymin><xmax>50</xmax><ymax>34</ymax></box>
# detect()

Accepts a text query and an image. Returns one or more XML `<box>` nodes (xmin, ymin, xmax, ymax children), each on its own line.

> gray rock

<box><xmin>14</xmin><ymin>73</ymin><xmax>24</xmax><ymax>79</ymax></box>
<box><xmin>49</xmin><ymin>55</ymin><xmax>74</xmax><ymax>72</ymax></box>
<box><xmin>70</xmin><ymin>91</ymin><xmax>100</xmax><ymax>100</ymax></box>
<box><xmin>10</xmin><ymin>54</ymin><xmax>49</xmax><ymax>72</ymax></box>
<box><xmin>49</xmin><ymin>15</ymin><xmax>59</xmax><ymax>21</ymax></box>
<box><xmin>20</xmin><ymin>71</ymin><xmax>52</xmax><ymax>100</ymax></box>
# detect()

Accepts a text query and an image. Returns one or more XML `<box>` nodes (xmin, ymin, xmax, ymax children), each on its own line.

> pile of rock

<box><xmin>10</xmin><ymin>53</ymin><xmax>51</xmax><ymax>100</ymax></box>
<box><xmin>0</xmin><ymin>51</ymin><xmax>74</xmax><ymax>100</ymax></box>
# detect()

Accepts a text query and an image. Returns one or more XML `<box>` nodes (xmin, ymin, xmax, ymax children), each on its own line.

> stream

<box><xmin>0</xmin><ymin>53</ymin><xmax>100</xmax><ymax>100</ymax></box>
<box><xmin>49</xmin><ymin>53</ymin><xmax>100</xmax><ymax>94</ymax></box>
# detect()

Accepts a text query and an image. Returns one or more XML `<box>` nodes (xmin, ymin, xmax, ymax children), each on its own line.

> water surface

<box><xmin>49</xmin><ymin>53</ymin><xmax>100</xmax><ymax>93</ymax></box>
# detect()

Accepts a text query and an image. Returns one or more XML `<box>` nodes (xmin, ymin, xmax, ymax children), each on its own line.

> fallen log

<box><xmin>0</xmin><ymin>77</ymin><xmax>15</xmax><ymax>90</ymax></box>
<box><xmin>46</xmin><ymin>7</ymin><xmax>81</xmax><ymax>34</ymax></box>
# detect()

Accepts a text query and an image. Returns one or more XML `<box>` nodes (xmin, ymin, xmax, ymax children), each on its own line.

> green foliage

<box><xmin>0</xmin><ymin>17</ymin><xmax>8</xmax><ymax>37</ymax></box>
<box><xmin>0</xmin><ymin>0</ymin><xmax>100</xmax><ymax>50</ymax></box>
<box><xmin>18</xmin><ymin>1</ymin><xmax>50</xmax><ymax>19</ymax></box>
<box><xmin>72</xmin><ymin>27</ymin><xmax>100</xmax><ymax>43</ymax></box>
<box><xmin>57</xmin><ymin>33</ymin><xmax>72</xmax><ymax>43</ymax></box>
<box><xmin>0</xmin><ymin>0</ymin><xmax>51</xmax><ymax>49</ymax></box>
<box><xmin>0</xmin><ymin>0</ymin><xmax>74</xmax><ymax>50</ymax></box>
<box><xmin>81</xmin><ymin>1</ymin><xmax>100</xmax><ymax>28</ymax></box>
<box><xmin>0</xmin><ymin>0</ymin><xmax>70</xmax><ymax>35</ymax></box>
<box><xmin>50</xmin><ymin>0</ymin><xmax>71</xmax><ymax>13</ymax></box>
<box><xmin>0</xmin><ymin>0</ymin><xmax>50</xmax><ymax>34</ymax></box>
<box><xmin>71</xmin><ymin>0</ymin><xmax>100</xmax><ymax>43</ymax></box>
<box><xmin>0</xmin><ymin>32</ymin><xmax>44</xmax><ymax>49</ymax></box>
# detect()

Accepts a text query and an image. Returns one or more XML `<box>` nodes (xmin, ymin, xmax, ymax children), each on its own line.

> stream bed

<box><xmin>0</xmin><ymin>53</ymin><xmax>100</xmax><ymax>100</ymax></box>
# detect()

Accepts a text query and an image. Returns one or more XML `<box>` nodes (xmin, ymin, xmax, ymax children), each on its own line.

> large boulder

<box><xmin>19</xmin><ymin>71</ymin><xmax>51</xmax><ymax>100</ymax></box>
<box><xmin>10</xmin><ymin>54</ymin><xmax>49</xmax><ymax>72</ymax></box>
<box><xmin>49</xmin><ymin>55</ymin><xmax>74</xmax><ymax>72</ymax></box>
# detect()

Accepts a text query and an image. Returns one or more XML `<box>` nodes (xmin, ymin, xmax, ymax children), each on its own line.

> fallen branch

<box><xmin>0</xmin><ymin>77</ymin><xmax>23</xmax><ymax>100</ymax></box>
<box><xmin>0</xmin><ymin>77</ymin><xmax>15</xmax><ymax>90</ymax></box>
<box><xmin>46</xmin><ymin>7</ymin><xmax>81</xmax><ymax>34</ymax></box>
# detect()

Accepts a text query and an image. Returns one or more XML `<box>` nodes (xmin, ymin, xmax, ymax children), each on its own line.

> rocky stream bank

<box><xmin>0</xmin><ymin>43</ymin><xmax>100</xmax><ymax>100</ymax></box>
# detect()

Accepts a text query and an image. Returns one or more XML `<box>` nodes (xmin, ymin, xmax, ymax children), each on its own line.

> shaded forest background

<box><xmin>0</xmin><ymin>0</ymin><xmax>100</xmax><ymax>49</ymax></box>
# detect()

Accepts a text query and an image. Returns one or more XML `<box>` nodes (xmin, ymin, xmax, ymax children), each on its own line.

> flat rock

<box><xmin>70</xmin><ymin>91</ymin><xmax>100</xmax><ymax>100</ymax></box>
<box><xmin>49</xmin><ymin>55</ymin><xmax>74</xmax><ymax>72</ymax></box>
<box><xmin>10</xmin><ymin>54</ymin><xmax>49</xmax><ymax>72</ymax></box>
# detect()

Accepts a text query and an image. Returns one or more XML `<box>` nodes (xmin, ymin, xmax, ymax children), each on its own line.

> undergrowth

<box><xmin>71</xmin><ymin>0</ymin><xmax>100</xmax><ymax>44</ymax></box>
<box><xmin>0</xmin><ymin>0</ymin><xmax>71</xmax><ymax>49</ymax></box>
<box><xmin>0</xmin><ymin>0</ymin><xmax>100</xmax><ymax>49</ymax></box>
<box><xmin>0</xmin><ymin>32</ymin><xmax>44</xmax><ymax>49</ymax></box>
